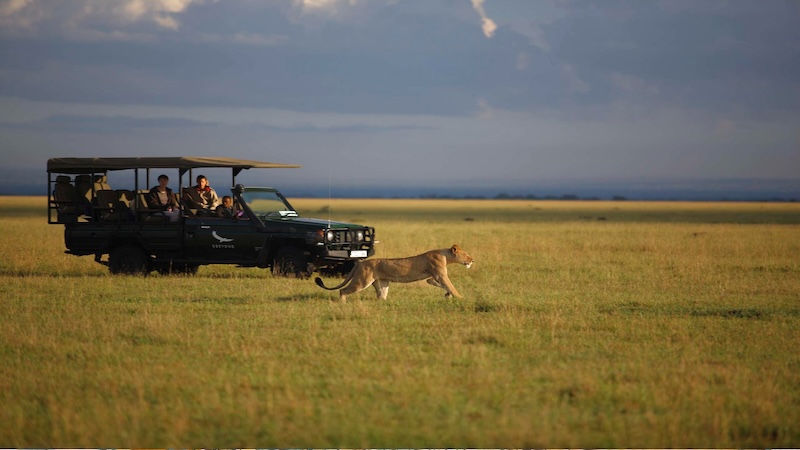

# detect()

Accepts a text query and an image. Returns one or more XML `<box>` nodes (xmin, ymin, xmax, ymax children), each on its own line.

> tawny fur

<box><xmin>315</xmin><ymin>244</ymin><xmax>474</xmax><ymax>302</ymax></box>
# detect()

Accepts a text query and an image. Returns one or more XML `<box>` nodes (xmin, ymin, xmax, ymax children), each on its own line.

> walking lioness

<box><xmin>315</xmin><ymin>244</ymin><xmax>474</xmax><ymax>302</ymax></box>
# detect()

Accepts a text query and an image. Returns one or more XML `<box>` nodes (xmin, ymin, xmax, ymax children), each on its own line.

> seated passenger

<box><xmin>148</xmin><ymin>174</ymin><xmax>180</xmax><ymax>221</ymax></box>
<box><xmin>188</xmin><ymin>174</ymin><xmax>220</xmax><ymax>214</ymax></box>
<box><xmin>216</xmin><ymin>195</ymin><xmax>240</xmax><ymax>218</ymax></box>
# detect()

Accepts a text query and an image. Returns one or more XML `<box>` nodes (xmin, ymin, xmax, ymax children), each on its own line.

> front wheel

<box><xmin>108</xmin><ymin>244</ymin><xmax>151</xmax><ymax>275</ymax></box>
<box><xmin>272</xmin><ymin>247</ymin><xmax>309</xmax><ymax>278</ymax></box>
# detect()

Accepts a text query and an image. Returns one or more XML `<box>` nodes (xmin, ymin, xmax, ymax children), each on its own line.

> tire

<box><xmin>108</xmin><ymin>244</ymin><xmax>151</xmax><ymax>275</ymax></box>
<box><xmin>319</xmin><ymin>260</ymin><xmax>355</xmax><ymax>277</ymax></box>
<box><xmin>272</xmin><ymin>246</ymin><xmax>309</xmax><ymax>278</ymax></box>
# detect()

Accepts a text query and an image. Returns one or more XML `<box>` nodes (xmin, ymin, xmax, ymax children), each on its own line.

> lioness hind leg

<box><xmin>339</xmin><ymin>277</ymin><xmax>374</xmax><ymax>302</ymax></box>
<box><xmin>373</xmin><ymin>279</ymin><xmax>390</xmax><ymax>300</ymax></box>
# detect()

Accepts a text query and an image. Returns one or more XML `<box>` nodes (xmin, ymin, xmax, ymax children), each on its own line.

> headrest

<box><xmin>117</xmin><ymin>190</ymin><xmax>134</xmax><ymax>200</ymax></box>
<box><xmin>56</xmin><ymin>175</ymin><xmax>71</xmax><ymax>184</ymax></box>
<box><xmin>75</xmin><ymin>174</ymin><xmax>91</xmax><ymax>183</ymax></box>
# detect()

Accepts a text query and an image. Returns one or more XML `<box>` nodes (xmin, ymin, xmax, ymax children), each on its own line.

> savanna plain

<box><xmin>1</xmin><ymin>196</ymin><xmax>799</xmax><ymax>448</ymax></box>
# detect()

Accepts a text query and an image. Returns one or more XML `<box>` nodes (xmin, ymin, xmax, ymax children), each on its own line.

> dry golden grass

<box><xmin>1</xmin><ymin>196</ymin><xmax>799</xmax><ymax>447</ymax></box>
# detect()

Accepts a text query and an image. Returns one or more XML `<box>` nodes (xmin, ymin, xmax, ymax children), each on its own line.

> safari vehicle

<box><xmin>47</xmin><ymin>157</ymin><xmax>375</xmax><ymax>276</ymax></box>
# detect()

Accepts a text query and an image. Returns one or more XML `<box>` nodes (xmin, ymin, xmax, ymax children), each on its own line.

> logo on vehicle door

<box><xmin>212</xmin><ymin>231</ymin><xmax>234</xmax><ymax>243</ymax></box>
<box><xmin>212</xmin><ymin>230</ymin><xmax>235</xmax><ymax>248</ymax></box>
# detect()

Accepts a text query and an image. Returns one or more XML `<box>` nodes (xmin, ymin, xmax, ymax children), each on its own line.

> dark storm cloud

<box><xmin>0</xmin><ymin>1</ymin><xmax>553</xmax><ymax>114</ymax></box>
<box><xmin>7</xmin><ymin>115</ymin><xmax>215</xmax><ymax>133</ymax></box>
<box><xmin>0</xmin><ymin>113</ymin><xmax>433</xmax><ymax>134</ymax></box>
<box><xmin>1</xmin><ymin>0</ymin><xmax>797</xmax><ymax>118</ymax></box>
<box><xmin>545</xmin><ymin>1</ymin><xmax>800</xmax><ymax>116</ymax></box>
<box><xmin>1</xmin><ymin>0</ymin><xmax>798</xmax><ymax>192</ymax></box>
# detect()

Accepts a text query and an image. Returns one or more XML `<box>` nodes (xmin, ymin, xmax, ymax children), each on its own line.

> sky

<box><xmin>0</xmin><ymin>0</ymin><xmax>798</xmax><ymax>198</ymax></box>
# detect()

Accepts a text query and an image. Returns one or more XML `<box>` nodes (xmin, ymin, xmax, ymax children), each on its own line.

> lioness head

<box><xmin>450</xmin><ymin>244</ymin><xmax>474</xmax><ymax>269</ymax></box>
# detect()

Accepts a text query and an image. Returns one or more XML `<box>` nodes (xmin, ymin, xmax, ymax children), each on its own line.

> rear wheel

<box><xmin>272</xmin><ymin>246</ymin><xmax>309</xmax><ymax>278</ymax></box>
<box><xmin>108</xmin><ymin>244</ymin><xmax>150</xmax><ymax>275</ymax></box>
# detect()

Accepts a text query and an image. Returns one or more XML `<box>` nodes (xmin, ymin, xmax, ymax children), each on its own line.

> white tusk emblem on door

<box><xmin>212</xmin><ymin>231</ymin><xmax>234</xmax><ymax>243</ymax></box>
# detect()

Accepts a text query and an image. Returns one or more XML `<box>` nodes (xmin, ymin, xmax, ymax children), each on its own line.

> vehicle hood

<box><xmin>263</xmin><ymin>216</ymin><xmax>368</xmax><ymax>229</ymax></box>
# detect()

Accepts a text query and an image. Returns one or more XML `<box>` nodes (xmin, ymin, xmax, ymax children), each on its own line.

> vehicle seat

<box><xmin>136</xmin><ymin>190</ymin><xmax>167</xmax><ymax>222</ymax></box>
<box><xmin>112</xmin><ymin>189</ymin><xmax>135</xmax><ymax>221</ymax></box>
<box><xmin>93</xmin><ymin>174</ymin><xmax>111</xmax><ymax>192</ymax></box>
<box><xmin>181</xmin><ymin>187</ymin><xmax>200</xmax><ymax>216</ymax></box>
<box><xmin>52</xmin><ymin>175</ymin><xmax>81</xmax><ymax>222</ymax></box>
<box><xmin>74</xmin><ymin>174</ymin><xmax>93</xmax><ymax>203</ymax></box>
<box><xmin>95</xmin><ymin>189</ymin><xmax>123</xmax><ymax>221</ymax></box>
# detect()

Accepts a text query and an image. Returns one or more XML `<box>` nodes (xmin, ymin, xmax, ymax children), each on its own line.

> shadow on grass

<box><xmin>596</xmin><ymin>300</ymin><xmax>795</xmax><ymax>320</ymax></box>
<box><xmin>0</xmin><ymin>268</ymin><xmax>276</xmax><ymax>279</ymax></box>
<box><xmin>0</xmin><ymin>269</ymin><xmax>109</xmax><ymax>278</ymax></box>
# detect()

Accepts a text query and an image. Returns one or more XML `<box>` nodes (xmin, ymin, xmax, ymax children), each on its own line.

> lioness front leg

<box><xmin>426</xmin><ymin>278</ymin><xmax>450</xmax><ymax>297</ymax></box>
<box><xmin>373</xmin><ymin>279</ymin><xmax>390</xmax><ymax>300</ymax></box>
<box><xmin>427</xmin><ymin>276</ymin><xmax>462</xmax><ymax>298</ymax></box>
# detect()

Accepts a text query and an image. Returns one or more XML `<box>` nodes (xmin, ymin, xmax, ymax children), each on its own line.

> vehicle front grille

<box><xmin>324</xmin><ymin>227</ymin><xmax>374</xmax><ymax>251</ymax></box>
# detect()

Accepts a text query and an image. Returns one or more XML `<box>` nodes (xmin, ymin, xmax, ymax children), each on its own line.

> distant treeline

<box><xmin>3</xmin><ymin>183</ymin><xmax>797</xmax><ymax>202</ymax></box>
<box><xmin>419</xmin><ymin>193</ymin><xmax>620</xmax><ymax>201</ymax></box>
<box><xmin>417</xmin><ymin>193</ymin><xmax>798</xmax><ymax>202</ymax></box>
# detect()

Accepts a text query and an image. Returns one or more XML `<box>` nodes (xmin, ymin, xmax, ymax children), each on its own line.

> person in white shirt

<box><xmin>190</xmin><ymin>174</ymin><xmax>220</xmax><ymax>213</ymax></box>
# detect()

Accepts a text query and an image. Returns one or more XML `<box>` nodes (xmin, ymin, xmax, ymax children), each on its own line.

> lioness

<box><xmin>315</xmin><ymin>244</ymin><xmax>474</xmax><ymax>302</ymax></box>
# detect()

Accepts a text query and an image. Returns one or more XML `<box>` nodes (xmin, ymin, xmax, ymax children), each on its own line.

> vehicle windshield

<box><xmin>241</xmin><ymin>189</ymin><xmax>298</xmax><ymax>218</ymax></box>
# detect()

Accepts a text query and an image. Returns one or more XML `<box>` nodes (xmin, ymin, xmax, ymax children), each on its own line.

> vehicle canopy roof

<box><xmin>47</xmin><ymin>156</ymin><xmax>301</xmax><ymax>174</ymax></box>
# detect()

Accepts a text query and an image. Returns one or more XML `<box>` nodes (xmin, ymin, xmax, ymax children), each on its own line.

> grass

<box><xmin>1</xmin><ymin>196</ymin><xmax>799</xmax><ymax>447</ymax></box>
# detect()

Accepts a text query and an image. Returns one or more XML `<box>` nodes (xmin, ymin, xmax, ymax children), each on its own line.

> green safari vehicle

<box><xmin>47</xmin><ymin>156</ymin><xmax>376</xmax><ymax>276</ymax></box>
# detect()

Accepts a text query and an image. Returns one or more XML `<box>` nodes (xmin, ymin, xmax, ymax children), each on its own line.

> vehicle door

<box><xmin>183</xmin><ymin>215</ymin><xmax>264</xmax><ymax>263</ymax></box>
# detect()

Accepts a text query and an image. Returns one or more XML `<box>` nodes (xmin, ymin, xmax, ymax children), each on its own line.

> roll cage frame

<box><xmin>47</xmin><ymin>156</ymin><xmax>301</xmax><ymax>224</ymax></box>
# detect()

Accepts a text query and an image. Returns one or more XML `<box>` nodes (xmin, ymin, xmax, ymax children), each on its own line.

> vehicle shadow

<box><xmin>0</xmin><ymin>269</ymin><xmax>109</xmax><ymax>278</ymax></box>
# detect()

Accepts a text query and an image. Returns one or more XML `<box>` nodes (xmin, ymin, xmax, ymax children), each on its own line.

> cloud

<box><xmin>200</xmin><ymin>32</ymin><xmax>288</xmax><ymax>47</ymax></box>
<box><xmin>610</xmin><ymin>72</ymin><xmax>659</xmax><ymax>96</ymax></box>
<box><xmin>0</xmin><ymin>0</ymin><xmax>198</xmax><ymax>37</ymax></box>
<box><xmin>0</xmin><ymin>0</ymin><xmax>32</xmax><ymax>16</ymax></box>
<box><xmin>471</xmin><ymin>0</ymin><xmax>497</xmax><ymax>38</ymax></box>
<box><xmin>1</xmin><ymin>0</ymin><xmax>798</xmax><ymax>120</ymax></box>
<box><xmin>293</xmin><ymin>0</ymin><xmax>358</xmax><ymax>16</ymax></box>
<box><xmin>0</xmin><ymin>0</ymin><xmax>39</xmax><ymax>31</ymax></box>
<box><xmin>516</xmin><ymin>51</ymin><xmax>530</xmax><ymax>70</ymax></box>
<box><xmin>524</xmin><ymin>23</ymin><xmax>550</xmax><ymax>52</ymax></box>
<box><xmin>561</xmin><ymin>64</ymin><xmax>589</xmax><ymax>95</ymax></box>
<box><xmin>87</xmin><ymin>0</ymin><xmax>195</xmax><ymax>27</ymax></box>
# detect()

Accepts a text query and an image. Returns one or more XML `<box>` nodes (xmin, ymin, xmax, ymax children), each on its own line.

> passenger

<box><xmin>148</xmin><ymin>174</ymin><xmax>179</xmax><ymax>211</ymax></box>
<box><xmin>216</xmin><ymin>195</ymin><xmax>239</xmax><ymax>218</ymax></box>
<box><xmin>191</xmin><ymin>174</ymin><xmax>220</xmax><ymax>213</ymax></box>
<box><xmin>148</xmin><ymin>174</ymin><xmax>180</xmax><ymax>221</ymax></box>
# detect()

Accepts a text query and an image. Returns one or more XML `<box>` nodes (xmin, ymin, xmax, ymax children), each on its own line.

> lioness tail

<box><xmin>315</xmin><ymin>277</ymin><xmax>337</xmax><ymax>290</ymax></box>
<box><xmin>314</xmin><ymin>263</ymin><xmax>357</xmax><ymax>291</ymax></box>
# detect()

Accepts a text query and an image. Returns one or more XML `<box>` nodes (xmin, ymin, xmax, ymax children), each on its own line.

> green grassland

<box><xmin>1</xmin><ymin>196</ymin><xmax>799</xmax><ymax>447</ymax></box>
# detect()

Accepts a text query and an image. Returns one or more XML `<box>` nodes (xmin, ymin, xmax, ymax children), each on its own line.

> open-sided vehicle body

<box><xmin>47</xmin><ymin>157</ymin><xmax>375</xmax><ymax>276</ymax></box>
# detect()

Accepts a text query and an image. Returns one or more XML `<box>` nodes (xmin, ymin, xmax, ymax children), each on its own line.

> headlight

<box><xmin>326</xmin><ymin>230</ymin><xmax>335</xmax><ymax>242</ymax></box>
<box><xmin>356</xmin><ymin>231</ymin><xmax>364</xmax><ymax>241</ymax></box>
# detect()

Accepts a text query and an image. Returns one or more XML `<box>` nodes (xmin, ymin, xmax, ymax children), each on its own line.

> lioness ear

<box><xmin>451</xmin><ymin>244</ymin><xmax>459</xmax><ymax>253</ymax></box>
